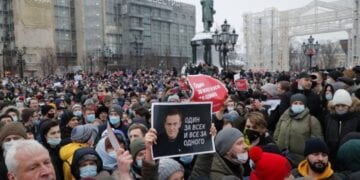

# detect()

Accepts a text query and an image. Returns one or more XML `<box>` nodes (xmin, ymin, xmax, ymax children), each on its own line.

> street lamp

<box><xmin>98</xmin><ymin>44</ymin><xmax>113</xmax><ymax>73</ymax></box>
<box><xmin>212</xmin><ymin>20</ymin><xmax>238</xmax><ymax>70</ymax></box>
<box><xmin>302</xmin><ymin>35</ymin><xmax>320</xmax><ymax>71</ymax></box>
<box><xmin>15</xmin><ymin>46</ymin><xmax>26</xmax><ymax>78</ymax></box>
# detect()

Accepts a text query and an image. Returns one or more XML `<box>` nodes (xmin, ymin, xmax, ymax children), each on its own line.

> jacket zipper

<box><xmin>339</xmin><ymin>121</ymin><xmax>342</xmax><ymax>136</ymax></box>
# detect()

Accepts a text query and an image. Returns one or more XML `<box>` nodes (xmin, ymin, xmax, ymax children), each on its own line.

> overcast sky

<box><xmin>180</xmin><ymin>0</ymin><xmax>347</xmax><ymax>44</ymax></box>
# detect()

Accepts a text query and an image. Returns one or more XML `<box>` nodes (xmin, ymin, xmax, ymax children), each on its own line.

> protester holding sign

<box><xmin>151</xmin><ymin>102</ymin><xmax>214</xmax><ymax>159</ymax></box>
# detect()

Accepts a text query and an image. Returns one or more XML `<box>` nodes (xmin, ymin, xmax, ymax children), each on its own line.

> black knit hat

<box><xmin>304</xmin><ymin>138</ymin><xmax>329</xmax><ymax>156</ymax></box>
<box><xmin>60</xmin><ymin>110</ymin><xmax>75</xmax><ymax>128</ymax></box>
<box><xmin>328</xmin><ymin>70</ymin><xmax>343</xmax><ymax>81</ymax></box>
<box><xmin>41</xmin><ymin>105</ymin><xmax>54</xmax><ymax>116</ymax></box>
<box><xmin>290</xmin><ymin>93</ymin><xmax>307</xmax><ymax>106</ymax></box>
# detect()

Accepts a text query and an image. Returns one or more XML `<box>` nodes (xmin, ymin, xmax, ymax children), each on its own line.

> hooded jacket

<box><xmin>274</xmin><ymin>108</ymin><xmax>323</xmax><ymax>166</ymax></box>
<box><xmin>95</xmin><ymin>137</ymin><xmax>117</xmax><ymax>171</ymax></box>
<box><xmin>324</xmin><ymin>97</ymin><xmax>360</xmax><ymax>161</ymax></box>
<box><xmin>337</xmin><ymin>139</ymin><xmax>360</xmax><ymax>179</ymax></box>
<box><xmin>71</xmin><ymin>147</ymin><xmax>103</xmax><ymax>180</ymax></box>
<box><xmin>291</xmin><ymin>160</ymin><xmax>344</xmax><ymax>180</ymax></box>
<box><xmin>59</xmin><ymin>142</ymin><xmax>89</xmax><ymax>180</ymax></box>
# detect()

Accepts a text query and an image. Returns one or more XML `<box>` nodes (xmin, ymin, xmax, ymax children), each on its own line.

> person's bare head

<box><xmin>6</xmin><ymin>140</ymin><xmax>55</xmax><ymax>180</ymax></box>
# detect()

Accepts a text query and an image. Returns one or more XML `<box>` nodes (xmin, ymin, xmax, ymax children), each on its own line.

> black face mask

<box><xmin>47</xmin><ymin>113</ymin><xmax>55</xmax><ymax>119</ymax></box>
<box><xmin>308</xmin><ymin>161</ymin><xmax>327</xmax><ymax>173</ymax></box>
<box><xmin>245</xmin><ymin>129</ymin><xmax>260</xmax><ymax>143</ymax></box>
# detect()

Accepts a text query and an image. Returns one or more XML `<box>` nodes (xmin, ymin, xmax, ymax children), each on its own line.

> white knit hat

<box><xmin>333</xmin><ymin>89</ymin><xmax>352</xmax><ymax>106</ymax></box>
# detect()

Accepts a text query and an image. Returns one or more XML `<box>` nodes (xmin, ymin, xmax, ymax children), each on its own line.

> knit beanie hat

<box><xmin>130</xmin><ymin>138</ymin><xmax>145</xmax><ymax>160</ymax></box>
<box><xmin>158</xmin><ymin>158</ymin><xmax>184</xmax><ymax>180</ymax></box>
<box><xmin>41</xmin><ymin>105</ymin><xmax>54</xmax><ymax>116</ymax></box>
<box><xmin>109</xmin><ymin>105</ymin><xmax>123</xmax><ymax>116</ymax></box>
<box><xmin>290</xmin><ymin>93</ymin><xmax>307</xmax><ymax>105</ymax></box>
<box><xmin>223</xmin><ymin>111</ymin><xmax>240</xmax><ymax>122</ymax></box>
<box><xmin>261</xmin><ymin>83</ymin><xmax>277</xmax><ymax>97</ymax></box>
<box><xmin>72</xmin><ymin>104</ymin><xmax>82</xmax><ymax>111</ymax></box>
<box><xmin>215</xmin><ymin>128</ymin><xmax>243</xmax><ymax>156</ymax></box>
<box><xmin>60</xmin><ymin>110</ymin><xmax>76</xmax><ymax>128</ymax></box>
<box><xmin>0</xmin><ymin>122</ymin><xmax>27</xmax><ymax>144</ymax></box>
<box><xmin>332</xmin><ymin>89</ymin><xmax>352</xmax><ymax>106</ymax></box>
<box><xmin>249</xmin><ymin>146</ymin><xmax>291</xmax><ymax>180</ymax></box>
<box><xmin>304</xmin><ymin>138</ymin><xmax>329</xmax><ymax>156</ymax></box>
<box><xmin>71</xmin><ymin>124</ymin><xmax>98</xmax><ymax>143</ymax></box>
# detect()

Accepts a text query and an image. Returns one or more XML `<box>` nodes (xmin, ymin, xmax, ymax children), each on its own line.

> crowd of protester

<box><xmin>0</xmin><ymin>64</ymin><xmax>360</xmax><ymax>180</ymax></box>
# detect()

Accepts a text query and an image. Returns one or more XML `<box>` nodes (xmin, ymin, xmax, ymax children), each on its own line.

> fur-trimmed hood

<box><xmin>0</xmin><ymin>105</ymin><xmax>20</xmax><ymax>116</ymax></box>
<box><xmin>328</xmin><ymin>97</ymin><xmax>360</xmax><ymax>113</ymax></box>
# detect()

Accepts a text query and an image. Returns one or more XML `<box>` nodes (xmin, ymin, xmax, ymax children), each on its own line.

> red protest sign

<box><xmin>187</xmin><ymin>74</ymin><xmax>228</xmax><ymax>112</ymax></box>
<box><xmin>235</xmin><ymin>79</ymin><xmax>249</xmax><ymax>91</ymax></box>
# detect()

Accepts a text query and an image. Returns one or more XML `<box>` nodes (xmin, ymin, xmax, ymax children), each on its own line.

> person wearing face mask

<box><xmin>324</xmin><ymin>89</ymin><xmax>360</xmax><ymax>164</ymax></box>
<box><xmin>41</xmin><ymin>104</ymin><xmax>56</xmax><ymax>120</ymax></box>
<box><xmin>243</xmin><ymin>112</ymin><xmax>280</xmax><ymax>153</ymax></box>
<box><xmin>292</xmin><ymin>138</ymin><xmax>344</xmax><ymax>180</ymax></box>
<box><xmin>211</xmin><ymin>127</ymin><xmax>248</xmax><ymax>179</ymax></box>
<box><xmin>98</xmin><ymin>105</ymin><xmax>129</xmax><ymax>141</ymax></box>
<box><xmin>274</xmin><ymin>93</ymin><xmax>323</xmax><ymax>167</ymax></box>
<box><xmin>0</xmin><ymin>122</ymin><xmax>27</xmax><ymax>180</ymax></box>
<box><xmin>278</xmin><ymin>72</ymin><xmax>323</xmax><ymax>124</ymax></box>
<box><xmin>83</xmin><ymin>107</ymin><xmax>100</xmax><ymax>125</ymax></box>
<box><xmin>1</xmin><ymin>106</ymin><xmax>20</xmax><ymax>122</ymax></box>
<box><xmin>60</xmin><ymin>124</ymin><xmax>98</xmax><ymax>180</ymax></box>
<box><xmin>39</xmin><ymin>120</ymin><xmax>64</xmax><ymax>180</ymax></box>
<box><xmin>128</xmin><ymin>138</ymin><xmax>146</xmax><ymax>180</ymax></box>
<box><xmin>72</xmin><ymin>104</ymin><xmax>83</xmax><ymax>118</ymax></box>
<box><xmin>71</xmin><ymin>147</ymin><xmax>104</xmax><ymax>180</ymax></box>
<box><xmin>95</xmin><ymin>129</ymin><xmax>128</xmax><ymax>174</ymax></box>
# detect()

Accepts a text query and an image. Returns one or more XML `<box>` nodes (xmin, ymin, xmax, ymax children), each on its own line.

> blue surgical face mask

<box><xmin>325</xmin><ymin>94</ymin><xmax>333</xmax><ymax>101</ymax></box>
<box><xmin>291</xmin><ymin>104</ymin><xmax>305</xmax><ymax>114</ymax></box>
<box><xmin>136</xmin><ymin>159</ymin><xmax>143</xmax><ymax>167</ymax></box>
<box><xmin>79</xmin><ymin>165</ymin><xmax>97</xmax><ymax>178</ymax></box>
<box><xmin>108</xmin><ymin>151</ymin><xmax>117</xmax><ymax>159</ymax></box>
<box><xmin>109</xmin><ymin>116</ymin><xmax>120</xmax><ymax>125</ymax></box>
<box><xmin>47</xmin><ymin>137</ymin><xmax>61</xmax><ymax>147</ymax></box>
<box><xmin>74</xmin><ymin>110</ymin><xmax>82</xmax><ymax>117</ymax></box>
<box><xmin>86</xmin><ymin>114</ymin><xmax>96</xmax><ymax>123</ymax></box>
<box><xmin>179</xmin><ymin>155</ymin><xmax>194</xmax><ymax>165</ymax></box>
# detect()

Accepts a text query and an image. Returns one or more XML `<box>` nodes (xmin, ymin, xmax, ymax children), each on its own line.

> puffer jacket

<box><xmin>59</xmin><ymin>142</ymin><xmax>89</xmax><ymax>180</ymax></box>
<box><xmin>274</xmin><ymin>108</ymin><xmax>323</xmax><ymax>166</ymax></box>
<box><xmin>325</xmin><ymin>97</ymin><xmax>360</xmax><ymax>161</ymax></box>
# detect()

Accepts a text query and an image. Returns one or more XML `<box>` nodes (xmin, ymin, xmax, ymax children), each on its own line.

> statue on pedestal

<box><xmin>201</xmin><ymin>0</ymin><xmax>215</xmax><ymax>32</ymax></box>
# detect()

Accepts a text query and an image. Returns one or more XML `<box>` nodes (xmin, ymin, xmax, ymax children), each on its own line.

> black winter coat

<box><xmin>325</xmin><ymin>98</ymin><xmax>360</xmax><ymax>162</ymax></box>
